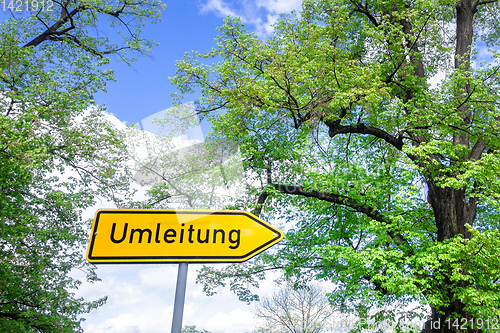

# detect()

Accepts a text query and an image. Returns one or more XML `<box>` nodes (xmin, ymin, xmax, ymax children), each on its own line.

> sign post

<box><xmin>87</xmin><ymin>209</ymin><xmax>283</xmax><ymax>332</ymax></box>
<box><xmin>171</xmin><ymin>262</ymin><xmax>188</xmax><ymax>333</ymax></box>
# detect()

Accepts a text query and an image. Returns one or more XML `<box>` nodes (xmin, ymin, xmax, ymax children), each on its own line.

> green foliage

<box><xmin>171</xmin><ymin>0</ymin><xmax>500</xmax><ymax>332</ymax></box>
<box><xmin>182</xmin><ymin>325</ymin><xmax>211</xmax><ymax>333</ymax></box>
<box><xmin>0</xmin><ymin>0</ymin><xmax>163</xmax><ymax>330</ymax></box>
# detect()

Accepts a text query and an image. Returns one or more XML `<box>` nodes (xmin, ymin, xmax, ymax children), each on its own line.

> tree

<box><xmin>0</xmin><ymin>0</ymin><xmax>164</xmax><ymax>330</ymax></box>
<box><xmin>253</xmin><ymin>284</ymin><xmax>336</xmax><ymax>333</ymax></box>
<box><xmin>171</xmin><ymin>0</ymin><xmax>500</xmax><ymax>332</ymax></box>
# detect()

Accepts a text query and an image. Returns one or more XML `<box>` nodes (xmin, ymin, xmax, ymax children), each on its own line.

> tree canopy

<box><xmin>0</xmin><ymin>0</ymin><xmax>164</xmax><ymax>330</ymax></box>
<box><xmin>170</xmin><ymin>0</ymin><xmax>500</xmax><ymax>332</ymax></box>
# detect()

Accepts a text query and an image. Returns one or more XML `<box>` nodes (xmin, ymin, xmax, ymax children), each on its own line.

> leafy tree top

<box><xmin>168</xmin><ymin>1</ymin><xmax>500</xmax><ymax>332</ymax></box>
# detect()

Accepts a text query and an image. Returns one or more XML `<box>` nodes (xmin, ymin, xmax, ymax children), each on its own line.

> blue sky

<box><xmin>94</xmin><ymin>0</ymin><xmax>302</xmax><ymax>127</ymax></box>
<box><xmin>93</xmin><ymin>0</ymin><xmax>222</xmax><ymax>126</ymax></box>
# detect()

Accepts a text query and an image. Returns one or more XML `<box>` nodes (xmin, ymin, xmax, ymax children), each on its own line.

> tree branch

<box><xmin>477</xmin><ymin>0</ymin><xmax>498</xmax><ymax>5</ymax></box>
<box><xmin>324</xmin><ymin>119</ymin><xmax>404</xmax><ymax>150</ymax></box>
<box><xmin>272</xmin><ymin>184</ymin><xmax>412</xmax><ymax>253</ymax></box>
<box><xmin>252</xmin><ymin>167</ymin><xmax>272</xmax><ymax>217</ymax></box>
<box><xmin>468</xmin><ymin>140</ymin><xmax>489</xmax><ymax>160</ymax></box>
<box><xmin>348</xmin><ymin>0</ymin><xmax>380</xmax><ymax>27</ymax></box>
<box><xmin>23</xmin><ymin>7</ymin><xmax>82</xmax><ymax>48</ymax></box>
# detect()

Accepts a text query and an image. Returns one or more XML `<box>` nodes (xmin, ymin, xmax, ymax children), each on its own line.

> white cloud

<box><xmin>256</xmin><ymin>0</ymin><xmax>302</xmax><ymax>13</ymax></box>
<box><xmin>104</xmin><ymin>111</ymin><xmax>129</xmax><ymax>130</ymax></box>
<box><xmin>201</xmin><ymin>0</ymin><xmax>241</xmax><ymax>19</ymax></box>
<box><xmin>200</xmin><ymin>0</ymin><xmax>303</xmax><ymax>38</ymax></box>
<box><xmin>75</xmin><ymin>263</ymin><xmax>262</xmax><ymax>333</ymax></box>
<box><xmin>83</xmin><ymin>306</ymin><xmax>174</xmax><ymax>333</ymax></box>
<box><xmin>204</xmin><ymin>308</ymin><xmax>257</xmax><ymax>332</ymax></box>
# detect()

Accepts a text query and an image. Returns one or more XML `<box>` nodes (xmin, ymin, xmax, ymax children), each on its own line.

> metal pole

<box><xmin>171</xmin><ymin>263</ymin><xmax>188</xmax><ymax>333</ymax></box>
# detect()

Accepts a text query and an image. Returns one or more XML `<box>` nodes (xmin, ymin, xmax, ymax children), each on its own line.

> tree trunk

<box><xmin>422</xmin><ymin>181</ymin><xmax>480</xmax><ymax>332</ymax></box>
<box><xmin>422</xmin><ymin>299</ymin><xmax>481</xmax><ymax>333</ymax></box>
<box><xmin>426</xmin><ymin>181</ymin><xmax>477</xmax><ymax>242</ymax></box>
<box><xmin>420</xmin><ymin>2</ymin><xmax>483</xmax><ymax>331</ymax></box>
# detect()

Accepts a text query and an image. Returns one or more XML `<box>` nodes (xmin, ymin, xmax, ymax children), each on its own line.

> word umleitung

<box><xmin>110</xmin><ymin>223</ymin><xmax>241</xmax><ymax>249</ymax></box>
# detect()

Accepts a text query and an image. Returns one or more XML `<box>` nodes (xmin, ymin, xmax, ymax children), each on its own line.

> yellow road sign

<box><xmin>86</xmin><ymin>209</ymin><xmax>283</xmax><ymax>264</ymax></box>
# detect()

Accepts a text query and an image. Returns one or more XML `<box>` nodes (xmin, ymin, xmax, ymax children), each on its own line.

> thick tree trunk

<box><xmin>420</xmin><ymin>2</ymin><xmax>483</xmax><ymax>332</ymax></box>
<box><xmin>454</xmin><ymin>0</ymin><xmax>476</xmax><ymax>148</ymax></box>
<box><xmin>422</xmin><ymin>181</ymin><xmax>479</xmax><ymax>332</ymax></box>
<box><xmin>426</xmin><ymin>181</ymin><xmax>477</xmax><ymax>242</ymax></box>
<box><xmin>422</xmin><ymin>182</ymin><xmax>480</xmax><ymax>332</ymax></box>
<box><xmin>422</xmin><ymin>300</ymin><xmax>480</xmax><ymax>333</ymax></box>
